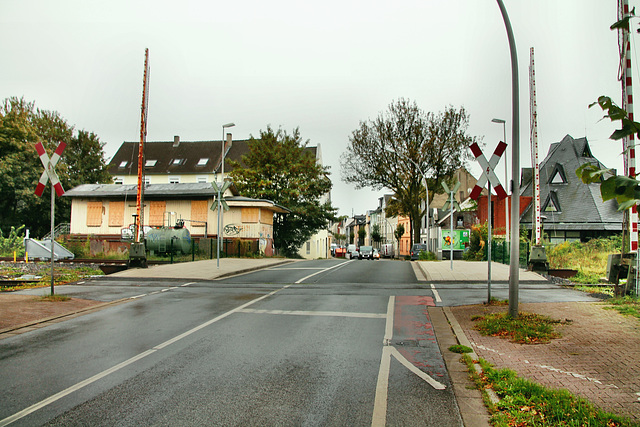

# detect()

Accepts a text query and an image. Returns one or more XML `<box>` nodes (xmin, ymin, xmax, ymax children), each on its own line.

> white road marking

<box><xmin>430</xmin><ymin>284</ymin><xmax>442</xmax><ymax>303</ymax></box>
<box><xmin>383</xmin><ymin>296</ymin><xmax>395</xmax><ymax>345</ymax></box>
<box><xmin>0</xmin><ymin>285</ymin><xmax>291</xmax><ymax>427</ymax></box>
<box><xmin>371</xmin><ymin>346</ymin><xmax>392</xmax><ymax>427</ymax></box>
<box><xmin>389</xmin><ymin>347</ymin><xmax>445</xmax><ymax>390</ymax></box>
<box><xmin>239</xmin><ymin>308</ymin><xmax>385</xmax><ymax>319</ymax></box>
<box><xmin>180</xmin><ymin>282</ymin><xmax>196</xmax><ymax>287</ymax></box>
<box><xmin>295</xmin><ymin>261</ymin><xmax>350</xmax><ymax>284</ymax></box>
<box><xmin>130</xmin><ymin>294</ymin><xmax>147</xmax><ymax>299</ymax></box>
<box><xmin>267</xmin><ymin>267</ymin><xmax>325</xmax><ymax>270</ymax></box>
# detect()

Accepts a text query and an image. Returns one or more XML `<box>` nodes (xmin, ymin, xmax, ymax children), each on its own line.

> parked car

<box><xmin>351</xmin><ymin>248</ymin><xmax>360</xmax><ymax>259</ymax></box>
<box><xmin>410</xmin><ymin>243</ymin><xmax>428</xmax><ymax>261</ymax></box>
<box><xmin>373</xmin><ymin>249</ymin><xmax>380</xmax><ymax>260</ymax></box>
<box><xmin>346</xmin><ymin>244</ymin><xmax>357</xmax><ymax>259</ymax></box>
<box><xmin>359</xmin><ymin>245</ymin><xmax>374</xmax><ymax>260</ymax></box>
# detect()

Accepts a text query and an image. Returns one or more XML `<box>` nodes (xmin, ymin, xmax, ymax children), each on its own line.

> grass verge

<box><xmin>462</xmin><ymin>354</ymin><xmax>637</xmax><ymax>426</ymax></box>
<box><xmin>39</xmin><ymin>294</ymin><xmax>71</xmax><ymax>302</ymax></box>
<box><xmin>604</xmin><ymin>296</ymin><xmax>640</xmax><ymax>320</ymax></box>
<box><xmin>472</xmin><ymin>311</ymin><xmax>567</xmax><ymax>344</ymax></box>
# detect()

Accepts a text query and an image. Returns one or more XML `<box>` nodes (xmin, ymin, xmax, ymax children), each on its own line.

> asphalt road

<box><xmin>0</xmin><ymin>259</ymin><xmax>595</xmax><ymax>426</ymax></box>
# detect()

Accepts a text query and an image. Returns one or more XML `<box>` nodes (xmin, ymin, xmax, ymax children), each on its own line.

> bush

<box><xmin>418</xmin><ymin>250</ymin><xmax>436</xmax><ymax>261</ymax></box>
<box><xmin>0</xmin><ymin>225</ymin><xmax>26</xmax><ymax>257</ymax></box>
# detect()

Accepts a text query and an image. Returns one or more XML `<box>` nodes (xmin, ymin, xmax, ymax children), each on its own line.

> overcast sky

<box><xmin>1</xmin><ymin>0</ymin><xmax>636</xmax><ymax>217</ymax></box>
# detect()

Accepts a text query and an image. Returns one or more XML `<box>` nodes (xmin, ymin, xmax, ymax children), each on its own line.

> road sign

<box><xmin>441</xmin><ymin>181</ymin><xmax>461</xmax><ymax>211</ymax></box>
<box><xmin>469</xmin><ymin>142</ymin><xmax>507</xmax><ymax>200</ymax></box>
<box><xmin>211</xmin><ymin>181</ymin><xmax>231</xmax><ymax>211</ymax></box>
<box><xmin>34</xmin><ymin>141</ymin><xmax>66</xmax><ymax>197</ymax></box>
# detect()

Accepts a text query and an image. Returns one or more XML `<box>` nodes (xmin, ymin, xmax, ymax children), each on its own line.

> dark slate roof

<box><xmin>519</xmin><ymin>134</ymin><xmax>622</xmax><ymax>230</ymax></box>
<box><xmin>107</xmin><ymin>140</ymin><xmax>319</xmax><ymax>176</ymax></box>
<box><xmin>63</xmin><ymin>183</ymin><xmax>225</xmax><ymax>198</ymax></box>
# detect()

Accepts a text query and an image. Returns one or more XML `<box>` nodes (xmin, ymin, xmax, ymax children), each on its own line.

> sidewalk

<box><xmin>417</xmin><ymin>261</ymin><xmax>640</xmax><ymax>423</ymax></box>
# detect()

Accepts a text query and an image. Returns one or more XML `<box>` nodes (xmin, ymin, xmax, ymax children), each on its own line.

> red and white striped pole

<box><xmin>620</xmin><ymin>0</ymin><xmax>638</xmax><ymax>252</ymax></box>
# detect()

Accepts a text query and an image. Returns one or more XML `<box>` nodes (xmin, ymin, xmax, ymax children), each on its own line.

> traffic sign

<box><xmin>34</xmin><ymin>141</ymin><xmax>66</xmax><ymax>197</ymax></box>
<box><xmin>469</xmin><ymin>142</ymin><xmax>507</xmax><ymax>200</ymax></box>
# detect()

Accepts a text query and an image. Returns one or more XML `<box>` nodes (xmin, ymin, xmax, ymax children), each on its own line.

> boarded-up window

<box><xmin>242</xmin><ymin>208</ymin><xmax>259</xmax><ymax>223</ymax></box>
<box><xmin>149</xmin><ymin>201</ymin><xmax>166</xmax><ymax>226</ymax></box>
<box><xmin>191</xmin><ymin>200</ymin><xmax>208</xmax><ymax>227</ymax></box>
<box><xmin>86</xmin><ymin>202</ymin><xmax>103</xmax><ymax>227</ymax></box>
<box><xmin>261</xmin><ymin>209</ymin><xmax>273</xmax><ymax>225</ymax></box>
<box><xmin>108</xmin><ymin>201</ymin><xmax>124</xmax><ymax>227</ymax></box>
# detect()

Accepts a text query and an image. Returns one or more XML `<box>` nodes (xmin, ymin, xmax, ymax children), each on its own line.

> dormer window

<box><xmin>543</xmin><ymin>191</ymin><xmax>561</xmax><ymax>213</ymax></box>
<box><xmin>145</xmin><ymin>160</ymin><xmax>157</xmax><ymax>167</ymax></box>
<box><xmin>548</xmin><ymin>163</ymin><xmax>567</xmax><ymax>184</ymax></box>
<box><xmin>119</xmin><ymin>161</ymin><xmax>128</xmax><ymax>168</ymax></box>
<box><xmin>197</xmin><ymin>158</ymin><xmax>209</xmax><ymax>166</ymax></box>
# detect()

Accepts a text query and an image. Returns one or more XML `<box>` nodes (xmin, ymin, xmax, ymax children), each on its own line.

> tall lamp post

<box><xmin>492</xmin><ymin>118</ymin><xmax>509</xmax><ymax>243</ymax></box>
<box><xmin>496</xmin><ymin>0</ymin><xmax>520</xmax><ymax>318</ymax></box>
<box><xmin>217</xmin><ymin>122</ymin><xmax>235</xmax><ymax>268</ymax></box>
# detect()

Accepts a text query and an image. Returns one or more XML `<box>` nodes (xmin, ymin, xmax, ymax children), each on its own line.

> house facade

<box><xmin>518</xmin><ymin>135</ymin><xmax>622</xmax><ymax>243</ymax></box>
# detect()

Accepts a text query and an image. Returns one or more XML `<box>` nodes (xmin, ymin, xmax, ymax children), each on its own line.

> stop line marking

<box><xmin>239</xmin><ymin>308</ymin><xmax>385</xmax><ymax>319</ymax></box>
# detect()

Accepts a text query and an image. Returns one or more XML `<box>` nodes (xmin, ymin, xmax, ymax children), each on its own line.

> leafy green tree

<box><xmin>394</xmin><ymin>223</ymin><xmax>405</xmax><ymax>255</ymax></box>
<box><xmin>341</xmin><ymin>99</ymin><xmax>478</xmax><ymax>247</ymax></box>
<box><xmin>358</xmin><ymin>227</ymin><xmax>366</xmax><ymax>245</ymax></box>
<box><xmin>371</xmin><ymin>224</ymin><xmax>381</xmax><ymax>246</ymax></box>
<box><xmin>229</xmin><ymin>126</ymin><xmax>336</xmax><ymax>257</ymax></box>
<box><xmin>0</xmin><ymin>97</ymin><xmax>112</xmax><ymax>237</ymax></box>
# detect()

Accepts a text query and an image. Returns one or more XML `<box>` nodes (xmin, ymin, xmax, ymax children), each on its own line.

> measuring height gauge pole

<box><xmin>130</xmin><ymin>49</ymin><xmax>150</xmax><ymax>268</ymax></box>
<box><xmin>530</xmin><ymin>48</ymin><xmax>542</xmax><ymax>245</ymax></box>
<box><xmin>34</xmin><ymin>141</ymin><xmax>66</xmax><ymax>295</ymax></box>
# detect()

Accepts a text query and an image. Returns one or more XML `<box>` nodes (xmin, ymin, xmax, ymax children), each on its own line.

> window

<box><xmin>144</xmin><ymin>176</ymin><xmax>150</xmax><ymax>185</ymax></box>
<box><xmin>171</xmin><ymin>158</ymin><xmax>183</xmax><ymax>165</ymax></box>
<box><xmin>242</xmin><ymin>208</ymin><xmax>260</xmax><ymax>223</ymax></box>
<box><xmin>191</xmin><ymin>200</ymin><xmax>208</xmax><ymax>226</ymax></box>
<box><xmin>197</xmin><ymin>158</ymin><xmax>209</xmax><ymax>166</ymax></box>
<box><xmin>548</xmin><ymin>163</ymin><xmax>567</xmax><ymax>184</ymax></box>
<box><xmin>86</xmin><ymin>202</ymin><xmax>103</xmax><ymax>227</ymax></box>
<box><xmin>168</xmin><ymin>175</ymin><xmax>180</xmax><ymax>184</ymax></box>
<box><xmin>149</xmin><ymin>201</ymin><xmax>166</xmax><ymax>226</ymax></box>
<box><xmin>145</xmin><ymin>159</ymin><xmax>157</xmax><ymax>167</ymax></box>
<box><xmin>119</xmin><ymin>161</ymin><xmax>128</xmax><ymax>168</ymax></box>
<box><xmin>543</xmin><ymin>191</ymin><xmax>561</xmax><ymax>213</ymax></box>
<box><xmin>113</xmin><ymin>176</ymin><xmax>124</xmax><ymax>185</ymax></box>
<box><xmin>109</xmin><ymin>201</ymin><xmax>124</xmax><ymax>227</ymax></box>
<box><xmin>196</xmin><ymin>175</ymin><xmax>208</xmax><ymax>183</ymax></box>
<box><xmin>261</xmin><ymin>209</ymin><xmax>273</xmax><ymax>225</ymax></box>
<box><xmin>306</xmin><ymin>241</ymin><xmax>311</xmax><ymax>254</ymax></box>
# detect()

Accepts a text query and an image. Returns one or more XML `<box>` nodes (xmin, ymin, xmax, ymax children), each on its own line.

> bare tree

<box><xmin>341</xmin><ymin>99</ymin><xmax>478</xmax><ymax>246</ymax></box>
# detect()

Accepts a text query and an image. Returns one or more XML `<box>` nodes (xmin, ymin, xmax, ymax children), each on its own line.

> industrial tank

<box><xmin>145</xmin><ymin>226</ymin><xmax>192</xmax><ymax>255</ymax></box>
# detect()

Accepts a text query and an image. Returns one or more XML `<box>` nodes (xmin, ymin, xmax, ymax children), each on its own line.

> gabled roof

<box><xmin>520</xmin><ymin>135</ymin><xmax>621</xmax><ymax>230</ymax></box>
<box><xmin>108</xmin><ymin>140</ymin><xmax>320</xmax><ymax>176</ymax></box>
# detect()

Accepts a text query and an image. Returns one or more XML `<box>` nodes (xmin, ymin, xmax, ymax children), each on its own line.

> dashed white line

<box><xmin>430</xmin><ymin>284</ymin><xmax>442</xmax><ymax>303</ymax></box>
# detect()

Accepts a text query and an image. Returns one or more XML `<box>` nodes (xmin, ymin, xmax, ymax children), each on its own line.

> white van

<box><xmin>381</xmin><ymin>243</ymin><xmax>395</xmax><ymax>258</ymax></box>
<box><xmin>346</xmin><ymin>244</ymin><xmax>357</xmax><ymax>259</ymax></box>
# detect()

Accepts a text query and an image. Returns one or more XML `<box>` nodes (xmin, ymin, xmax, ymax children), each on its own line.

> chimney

<box><xmin>173</xmin><ymin>135</ymin><xmax>180</xmax><ymax>147</ymax></box>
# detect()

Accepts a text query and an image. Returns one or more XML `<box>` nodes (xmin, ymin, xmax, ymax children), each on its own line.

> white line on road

<box><xmin>430</xmin><ymin>284</ymin><xmax>442</xmax><ymax>303</ymax></box>
<box><xmin>371</xmin><ymin>346</ymin><xmax>392</xmax><ymax>427</ymax></box>
<box><xmin>383</xmin><ymin>296</ymin><xmax>394</xmax><ymax>345</ymax></box>
<box><xmin>389</xmin><ymin>347</ymin><xmax>445</xmax><ymax>390</ymax></box>
<box><xmin>0</xmin><ymin>285</ymin><xmax>292</xmax><ymax>427</ymax></box>
<box><xmin>180</xmin><ymin>282</ymin><xmax>196</xmax><ymax>287</ymax></box>
<box><xmin>130</xmin><ymin>294</ymin><xmax>147</xmax><ymax>299</ymax></box>
<box><xmin>294</xmin><ymin>261</ymin><xmax>350</xmax><ymax>284</ymax></box>
<box><xmin>239</xmin><ymin>308</ymin><xmax>385</xmax><ymax>319</ymax></box>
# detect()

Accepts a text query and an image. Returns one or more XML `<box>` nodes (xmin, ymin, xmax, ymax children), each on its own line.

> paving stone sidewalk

<box><xmin>451</xmin><ymin>301</ymin><xmax>640</xmax><ymax>422</ymax></box>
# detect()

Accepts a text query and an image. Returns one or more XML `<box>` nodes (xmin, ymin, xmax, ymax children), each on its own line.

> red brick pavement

<box><xmin>451</xmin><ymin>301</ymin><xmax>640</xmax><ymax>422</ymax></box>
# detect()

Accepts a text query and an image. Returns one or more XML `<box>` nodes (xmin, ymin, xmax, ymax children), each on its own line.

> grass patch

<box><xmin>546</xmin><ymin>237</ymin><xmax>621</xmax><ymax>285</ymax></box>
<box><xmin>472</xmin><ymin>312</ymin><xmax>565</xmax><ymax>344</ymax></box>
<box><xmin>462</xmin><ymin>354</ymin><xmax>637</xmax><ymax>426</ymax></box>
<box><xmin>39</xmin><ymin>294</ymin><xmax>71</xmax><ymax>302</ymax></box>
<box><xmin>448</xmin><ymin>344</ymin><xmax>473</xmax><ymax>354</ymax></box>
<box><xmin>604</xmin><ymin>296</ymin><xmax>640</xmax><ymax>320</ymax></box>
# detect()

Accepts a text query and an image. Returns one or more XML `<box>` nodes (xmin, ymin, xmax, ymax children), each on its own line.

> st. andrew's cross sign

<box><xmin>34</xmin><ymin>140</ymin><xmax>66</xmax><ymax>295</ymax></box>
<box><xmin>469</xmin><ymin>141</ymin><xmax>507</xmax><ymax>201</ymax></box>
<box><xmin>35</xmin><ymin>141</ymin><xmax>66</xmax><ymax>197</ymax></box>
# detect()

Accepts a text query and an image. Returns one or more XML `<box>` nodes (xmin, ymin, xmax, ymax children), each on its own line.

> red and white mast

<box><xmin>529</xmin><ymin>47</ymin><xmax>542</xmax><ymax>245</ymax></box>
<box><xmin>619</xmin><ymin>0</ymin><xmax>638</xmax><ymax>252</ymax></box>
<box><xmin>135</xmin><ymin>48</ymin><xmax>150</xmax><ymax>243</ymax></box>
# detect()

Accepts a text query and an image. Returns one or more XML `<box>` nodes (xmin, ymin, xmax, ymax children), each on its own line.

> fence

<box><xmin>483</xmin><ymin>240</ymin><xmax>531</xmax><ymax>268</ymax></box>
<box><xmin>158</xmin><ymin>237</ymin><xmax>261</xmax><ymax>263</ymax></box>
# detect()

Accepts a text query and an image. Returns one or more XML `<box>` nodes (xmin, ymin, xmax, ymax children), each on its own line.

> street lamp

<box><xmin>492</xmin><ymin>118</ymin><xmax>509</xmax><ymax>243</ymax></box>
<box><xmin>217</xmin><ymin>122</ymin><xmax>235</xmax><ymax>268</ymax></box>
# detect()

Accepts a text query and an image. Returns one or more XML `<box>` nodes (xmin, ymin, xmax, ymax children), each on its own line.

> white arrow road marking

<box><xmin>295</xmin><ymin>260</ymin><xmax>350</xmax><ymax>283</ymax></box>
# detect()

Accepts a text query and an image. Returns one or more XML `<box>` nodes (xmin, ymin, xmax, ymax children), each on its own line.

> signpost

<box><xmin>211</xmin><ymin>180</ymin><xmax>231</xmax><ymax>268</ymax></box>
<box><xmin>442</xmin><ymin>181</ymin><xmax>461</xmax><ymax>270</ymax></box>
<box><xmin>469</xmin><ymin>141</ymin><xmax>508</xmax><ymax>302</ymax></box>
<box><xmin>34</xmin><ymin>141</ymin><xmax>66</xmax><ymax>295</ymax></box>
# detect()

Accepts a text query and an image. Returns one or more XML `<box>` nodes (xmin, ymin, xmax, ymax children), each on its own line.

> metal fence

<box><xmin>483</xmin><ymin>240</ymin><xmax>531</xmax><ymax>268</ymax></box>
